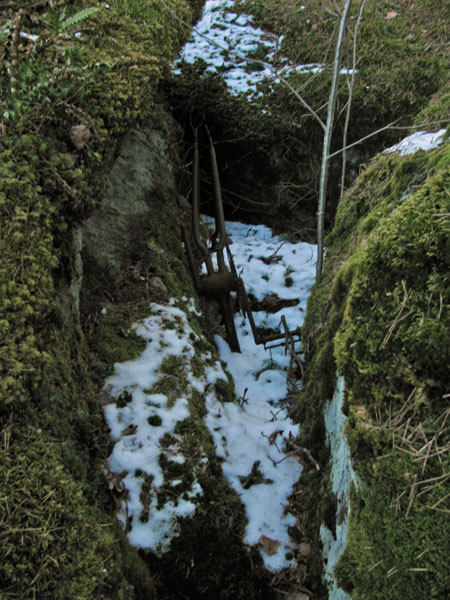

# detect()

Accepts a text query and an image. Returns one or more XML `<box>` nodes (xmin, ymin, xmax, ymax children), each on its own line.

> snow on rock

<box><xmin>385</xmin><ymin>128</ymin><xmax>447</xmax><ymax>156</ymax></box>
<box><xmin>103</xmin><ymin>298</ymin><xmax>217</xmax><ymax>554</ymax></box>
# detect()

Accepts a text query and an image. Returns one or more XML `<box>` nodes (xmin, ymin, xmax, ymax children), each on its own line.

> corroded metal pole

<box><xmin>206</xmin><ymin>127</ymin><xmax>227</xmax><ymax>251</ymax></box>
<box><xmin>192</xmin><ymin>128</ymin><xmax>214</xmax><ymax>274</ymax></box>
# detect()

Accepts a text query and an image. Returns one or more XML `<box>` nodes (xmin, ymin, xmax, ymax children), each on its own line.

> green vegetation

<box><xmin>0</xmin><ymin>1</ymin><xmax>202</xmax><ymax>597</ymax></box>
<box><xmin>297</xmin><ymin>133</ymin><xmax>450</xmax><ymax>598</ymax></box>
<box><xmin>0</xmin><ymin>426</ymin><xmax>157</xmax><ymax>599</ymax></box>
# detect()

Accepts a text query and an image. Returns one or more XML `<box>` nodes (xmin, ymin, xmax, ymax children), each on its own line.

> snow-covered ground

<box><xmin>103</xmin><ymin>219</ymin><xmax>317</xmax><ymax>571</ymax></box>
<box><xmin>175</xmin><ymin>0</ymin><xmax>355</xmax><ymax>97</ymax></box>
<box><xmin>103</xmin><ymin>298</ymin><xmax>209</xmax><ymax>553</ymax></box>
<box><xmin>204</xmin><ymin>218</ymin><xmax>317</xmax><ymax>570</ymax></box>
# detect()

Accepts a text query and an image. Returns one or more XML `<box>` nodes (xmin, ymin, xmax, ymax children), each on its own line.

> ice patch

<box><xmin>320</xmin><ymin>375</ymin><xmax>359</xmax><ymax>599</ymax></box>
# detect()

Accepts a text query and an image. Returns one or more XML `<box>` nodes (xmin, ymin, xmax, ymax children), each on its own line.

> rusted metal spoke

<box><xmin>192</xmin><ymin>128</ymin><xmax>212</xmax><ymax>269</ymax></box>
<box><xmin>206</xmin><ymin>126</ymin><xmax>226</xmax><ymax>251</ymax></box>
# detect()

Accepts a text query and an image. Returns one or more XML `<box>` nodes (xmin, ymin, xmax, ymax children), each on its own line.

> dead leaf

<box><xmin>299</xmin><ymin>542</ymin><xmax>311</xmax><ymax>556</ymax></box>
<box><xmin>258</xmin><ymin>534</ymin><xmax>281</xmax><ymax>555</ymax></box>
<box><xmin>385</xmin><ymin>11</ymin><xmax>398</xmax><ymax>19</ymax></box>
<box><xmin>269</xmin><ymin>430</ymin><xmax>282</xmax><ymax>444</ymax></box>
<box><xmin>70</xmin><ymin>124</ymin><xmax>91</xmax><ymax>150</ymax></box>
<box><xmin>121</xmin><ymin>424</ymin><xmax>137</xmax><ymax>436</ymax></box>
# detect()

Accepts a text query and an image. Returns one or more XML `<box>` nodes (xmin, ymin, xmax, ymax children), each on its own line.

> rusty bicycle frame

<box><xmin>182</xmin><ymin>127</ymin><xmax>302</xmax><ymax>354</ymax></box>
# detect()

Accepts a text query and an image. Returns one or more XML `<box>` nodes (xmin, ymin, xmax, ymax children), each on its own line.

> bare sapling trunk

<box><xmin>340</xmin><ymin>0</ymin><xmax>366</xmax><ymax>200</ymax></box>
<box><xmin>316</xmin><ymin>0</ymin><xmax>353</xmax><ymax>278</ymax></box>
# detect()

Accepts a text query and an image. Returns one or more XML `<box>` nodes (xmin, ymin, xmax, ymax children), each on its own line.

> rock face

<box><xmin>82</xmin><ymin>122</ymin><xmax>179</xmax><ymax>275</ymax></box>
<box><xmin>70</xmin><ymin>124</ymin><xmax>92</xmax><ymax>150</ymax></box>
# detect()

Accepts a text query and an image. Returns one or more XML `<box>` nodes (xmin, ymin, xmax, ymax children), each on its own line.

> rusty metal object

<box><xmin>183</xmin><ymin>128</ymin><xmax>302</xmax><ymax>357</ymax></box>
<box><xmin>183</xmin><ymin>129</ymin><xmax>240</xmax><ymax>351</ymax></box>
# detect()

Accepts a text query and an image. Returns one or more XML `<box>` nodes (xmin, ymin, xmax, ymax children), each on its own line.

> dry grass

<box><xmin>366</xmin><ymin>388</ymin><xmax>450</xmax><ymax>515</ymax></box>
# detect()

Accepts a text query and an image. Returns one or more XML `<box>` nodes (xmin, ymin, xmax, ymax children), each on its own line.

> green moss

<box><xmin>285</xmin><ymin>275</ymin><xmax>294</xmax><ymax>288</ymax></box>
<box><xmin>0</xmin><ymin>427</ymin><xmax>156</xmax><ymax>599</ymax></box>
<box><xmin>92</xmin><ymin>311</ymin><xmax>147</xmax><ymax>380</ymax></box>
<box><xmin>238</xmin><ymin>0</ymin><xmax>448</xmax><ymax>122</ymax></box>
<box><xmin>297</xmin><ymin>132</ymin><xmax>450</xmax><ymax>597</ymax></box>
<box><xmin>148</xmin><ymin>421</ymin><xmax>275</xmax><ymax>599</ymax></box>
<box><xmin>335</xmin><ymin>473</ymin><xmax>450</xmax><ymax>599</ymax></box>
<box><xmin>0</xmin><ymin>1</ymin><xmax>202</xmax><ymax>596</ymax></box>
<box><xmin>415</xmin><ymin>80</ymin><xmax>450</xmax><ymax>129</ymax></box>
<box><xmin>214</xmin><ymin>375</ymin><xmax>236</xmax><ymax>403</ymax></box>
<box><xmin>0</xmin><ymin>143</ymin><xmax>57</xmax><ymax>409</ymax></box>
<box><xmin>334</xmin><ymin>145</ymin><xmax>450</xmax><ymax>416</ymax></box>
<box><xmin>161</xmin><ymin>354</ymin><xmax>188</xmax><ymax>376</ymax></box>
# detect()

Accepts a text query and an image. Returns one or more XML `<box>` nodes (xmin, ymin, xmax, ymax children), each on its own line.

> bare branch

<box><xmin>328</xmin><ymin>118</ymin><xmax>450</xmax><ymax>160</ymax></box>
<box><xmin>340</xmin><ymin>0</ymin><xmax>366</xmax><ymax>198</ymax></box>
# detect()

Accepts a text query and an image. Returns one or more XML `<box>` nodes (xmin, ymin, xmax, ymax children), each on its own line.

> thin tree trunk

<box><xmin>316</xmin><ymin>0</ymin><xmax>353</xmax><ymax>278</ymax></box>
<box><xmin>340</xmin><ymin>0</ymin><xmax>366</xmax><ymax>199</ymax></box>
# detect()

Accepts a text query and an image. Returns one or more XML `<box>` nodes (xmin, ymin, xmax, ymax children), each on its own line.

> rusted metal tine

<box><xmin>281</xmin><ymin>315</ymin><xmax>304</xmax><ymax>379</ymax></box>
<box><xmin>206</xmin><ymin>125</ymin><xmax>227</xmax><ymax>253</ymax></box>
<box><xmin>229</xmin><ymin>249</ymin><xmax>302</xmax><ymax>348</ymax></box>
<box><xmin>192</xmin><ymin>127</ymin><xmax>214</xmax><ymax>275</ymax></box>
<box><xmin>184</xmin><ymin>127</ymin><xmax>303</xmax><ymax>359</ymax></box>
<box><xmin>185</xmin><ymin>128</ymin><xmax>241</xmax><ymax>352</ymax></box>
<box><xmin>261</xmin><ymin>329</ymin><xmax>302</xmax><ymax>347</ymax></box>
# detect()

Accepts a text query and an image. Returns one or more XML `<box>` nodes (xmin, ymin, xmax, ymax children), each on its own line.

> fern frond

<box><xmin>60</xmin><ymin>7</ymin><xmax>100</xmax><ymax>32</ymax></box>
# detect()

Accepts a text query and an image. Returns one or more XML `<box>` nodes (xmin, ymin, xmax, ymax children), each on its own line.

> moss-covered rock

<box><xmin>0</xmin><ymin>1</ymin><xmax>202</xmax><ymax>597</ymax></box>
<box><xmin>297</xmin><ymin>133</ymin><xmax>450</xmax><ymax>598</ymax></box>
<box><xmin>0</xmin><ymin>426</ymin><xmax>157</xmax><ymax>599</ymax></box>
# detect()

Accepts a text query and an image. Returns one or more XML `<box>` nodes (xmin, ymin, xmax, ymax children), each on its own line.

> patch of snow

<box><xmin>320</xmin><ymin>375</ymin><xmax>359</xmax><ymax>600</ymax></box>
<box><xmin>104</xmin><ymin>300</ymin><xmax>211</xmax><ymax>554</ymax></box>
<box><xmin>20</xmin><ymin>31</ymin><xmax>39</xmax><ymax>41</ymax></box>
<box><xmin>2</xmin><ymin>29</ymin><xmax>39</xmax><ymax>41</ymax></box>
<box><xmin>104</xmin><ymin>217</ymin><xmax>318</xmax><ymax>571</ymax></box>
<box><xmin>174</xmin><ymin>0</ymin><xmax>356</xmax><ymax>97</ymax></box>
<box><xmin>201</xmin><ymin>217</ymin><xmax>317</xmax><ymax>570</ymax></box>
<box><xmin>385</xmin><ymin>129</ymin><xmax>446</xmax><ymax>156</ymax></box>
<box><xmin>203</xmin><ymin>217</ymin><xmax>316</xmax><ymax>332</ymax></box>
